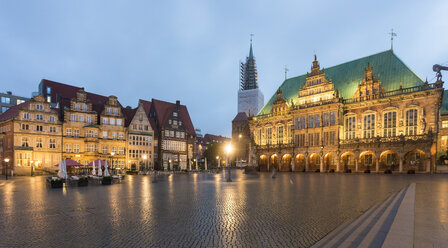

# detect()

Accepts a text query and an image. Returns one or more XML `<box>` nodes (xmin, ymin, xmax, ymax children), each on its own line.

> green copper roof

<box><xmin>258</xmin><ymin>50</ymin><xmax>424</xmax><ymax>115</ymax></box>
<box><xmin>441</xmin><ymin>90</ymin><xmax>448</xmax><ymax>115</ymax></box>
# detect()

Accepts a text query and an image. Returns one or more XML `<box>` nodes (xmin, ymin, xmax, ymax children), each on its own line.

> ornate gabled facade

<box><xmin>99</xmin><ymin>96</ymin><xmax>126</xmax><ymax>169</ymax></box>
<box><xmin>62</xmin><ymin>89</ymin><xmax>99</xmax><ymax>164</ymax></box>
<box><xmin>150</xmin><ymin>99</ymin><xmax>196</xmax><ymax>171</ymax></box>
<box><xmin>124</xmin><ymin>101</ymin><xmax>154</xmax><ymax>171</ymax></box>
<box><xmin>0</xmin><ymin>95</ymin><xmax>62</xmax><ymax>175</ymax></box>
<box><xmin>250</xmin><ymin>50</ymin><xmax>444</xmax><ymax>173</ymax></box>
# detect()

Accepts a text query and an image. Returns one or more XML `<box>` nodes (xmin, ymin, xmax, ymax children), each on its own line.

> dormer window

<box><xmin>36</xmin><ymin>104</ymin><xmax>43</xmax><ymax>110</ymax></box>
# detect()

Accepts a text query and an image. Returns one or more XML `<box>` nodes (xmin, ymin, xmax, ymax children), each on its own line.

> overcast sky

<box><xmin>1</xmin><ymin>0</ymin><xmax>447</xmax><ymax>136</ymax></box>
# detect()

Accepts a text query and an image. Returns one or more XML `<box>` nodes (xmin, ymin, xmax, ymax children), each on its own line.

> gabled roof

<box><xmin>152</xmin><ymin>99</ymin><xmax>195</xmax><ymax>136</ymax></box>
<box><xmin>232</xmin><ymin>112</ymin><xmax>248</xmax><ymax>122</ymax></box>
<box><xmin>122</xmin><ymin>107</ymin><xmax>137</xmax><ymax>127</ymax></box>
<box><xmin>139</xmin><ymin>99</ymin><xmax>152</xmax><ymax>116</ymax></box>
<box><xmin>258</xmin><ymin>50</ymin><xmax>424</xmax><ymax>115</ymax></box>
<box><xmin>40</xmin><ymin>79</ymin><xmax>119</xmax><ymax>115</ymax></box>
<box><xmin>203</xmin><ymin>134</ymin><xmax>230</xmax><ymax>143</ymax></box>
<box><xmin>0</xmin><ymin>101</ymin><xmax>30</xmax><ymax>122</ymax></box>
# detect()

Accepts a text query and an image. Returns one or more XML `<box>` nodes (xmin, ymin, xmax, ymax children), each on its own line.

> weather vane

<box><xmin>389</xmin><ymin>29</ymin><xmax>397</xmax><ymax>50</ymax></box>
<box><xmin>284</xmin><ymin>65</ymin><xmax>289</xmax><ymax>80</ymax></box>
<box><xmin>250</xmin><ymin>33</ymin><xmax>254</xmax><ymax>43</ymax></box>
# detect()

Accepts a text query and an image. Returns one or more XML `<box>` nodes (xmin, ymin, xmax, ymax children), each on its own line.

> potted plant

<box><xmin>78</xmin><ymin>177</ymin><xmax>88</xmax><ymax>187</ymax></box>
<box><xmin>49</xmin><ymin>178</ymin><xmax>63</xmax><ymax>188</ymax></box>
<box><xmin>102</xmin><ymin>176</ymin><xmax>112</xmax><ymax>185</ymax></box>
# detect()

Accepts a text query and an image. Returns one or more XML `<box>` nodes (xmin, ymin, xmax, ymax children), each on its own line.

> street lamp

<box><xmin>225</xmin><ymin>143</ymin><xmax>233</xmax><ymax>182</ymax></box>
<box><xmin>143</xmin><ymin>154</ymin><xmax>148</xmax><ymax>172</ymax></box>
<box><xmin>169</xmin><ymin>159</ymin><xmax>172</xmax><ymax>171</ymax></box>
<box><xmin>216</xmin><ymin>156</ymin><xmax>220</xmax><ymax>168</ymax></box>
<box><xmin>4</xmin><ymin>158</ymin><xmax>10</xmax><ymax>180</ymax></box>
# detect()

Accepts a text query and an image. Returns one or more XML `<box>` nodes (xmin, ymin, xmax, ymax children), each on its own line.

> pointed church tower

<box><xmin>237</xmin><ymin>39</ymin><xmax>264</xmax><ymax>116</ymax></box>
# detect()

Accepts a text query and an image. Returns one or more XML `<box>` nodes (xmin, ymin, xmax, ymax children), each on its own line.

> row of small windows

<box><xmin>162</xmin><ymin>140</ymin><xmax>186</xmax><ymax>152</ymax></box>
<box><xmin>164</xmin><ymin>130</ymin><xmax>185</xmax><ymax>139</ymax></box>
<box><xmin>129</xmin><ymin>135</ymin><xmax>153</xmax><ymax>146</ymax></box>
<box><xmin>65</xmin><ymin>144</ymin><xmax>125</xmax><ymax>154</ymax></box>
<box><xmin>295</xmin><ymin>112</ymin><xmax>336</xmax><ymax>129</ymax></box>
<box><xmin>168</xmin><ymin>119</ymin><xmax>182</xmax><ymax>126</ymax></box>
<box><xmin>21</xmin><ymin>124</ymin><xmax>57</xmax><ymax>133</ymax></box>
<box><xmin>129</xmin><ymin>150</ymin><xmax>152</xmax><ymax>159</ymax></box>
<box><xmin>102</xmin><ymin>117</ymin><xmax>123</xmax><ymax>126</ymax></box>
<box><xmin>132</xmin><ymin>124</ymin><xmax>150</xmax><ymax>131</ymax></box>
<box><xmin>21</xmin><ymin>137</ymin><xmax>56</xmax><ymax>149</ymax></box>
<box><xmin>344</xmin><ymin>109</ymin><xmax>419</xmax><ymax>139</ymax></box>
<box><xmin>23</xmin><ymin>113</ymin><xmax>55</xmax><ymax>122</ymax></box>
<box><xmin>256</xmin><ymin>125</ymin><xmax>294</xmax><ymax>145</ymax></box>
<box><xmin>106</xmin><ymin>108</ymin><xmax>119</xmax><ymax>115</ymax></box>
<box><xmin>70</xmin><ymin>114</ymin><xmax>93</xmax><ymax>123</ymax></box>
<box><xmin>74</xmin><ymin>104</ymin><xmax>88</xmax><ymax>111</ymax></box>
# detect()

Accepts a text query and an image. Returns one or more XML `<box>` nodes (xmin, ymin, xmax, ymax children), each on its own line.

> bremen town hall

<box><xmin>235</xmin><ymin>41</ymin><xmax>447</xmax><ymax>174</ymax></box>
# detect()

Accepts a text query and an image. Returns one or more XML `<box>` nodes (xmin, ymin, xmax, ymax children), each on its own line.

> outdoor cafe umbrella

<box><xmin>57</xmin><ymin>161</ymin><xmax>64</xmax><ymax>178</ymax></box>
<box><xmin>98</xmin><ymin>160</ymin><xmax>103</xmax><ymax>176</ymax></box>
<box><xmin>104</xmin><ymin>160</ymin><xmax>110</xmax><ymax>177</ymax></box>
<box><xmin>92</xmin><ymin>160</ymin><xmax>96</xmax><ymax>175</ymax></box>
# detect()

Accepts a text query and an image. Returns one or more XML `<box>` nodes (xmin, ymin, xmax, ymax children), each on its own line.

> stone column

<box><xmin>267</xmin><ymin>155</ymin><xmax>270</xmax><ymax>171</ymax></box>
<box><xmin>336</xmin><ymin>156</ymin><xmax>340</xmax><ymax>172</ymax></box>
<box><xmin>291</xmin><ymin>155</ymin><xmax>295</xmax><ymax>172</ymax></box>
<box><xmin>305</xmin><ymin>156</ymin><xmax>309</xmax><ymax>172</ymax></box>
<box><xmin>399</xmin><ymin>155</ymin><xmax>403</xmax><ymax>173</ymax></box>
<box><xmin>376</xmin><ymin>158</ymin><xmax>379</xmax><ymax>173</ymax></box>
<box><xmin>426</xmin><ymin>155</ymin><xmax>431</xmax><ymax>173</ymax></box>
<box><xmin>320</xmin><ymin>155</ymin><xmax>324</xmax><ymax>172</ymax></box>
<box><xmin>355</xmin><ymin>158</ymin><xmax>359</xmax><ymax>172</ymax></box>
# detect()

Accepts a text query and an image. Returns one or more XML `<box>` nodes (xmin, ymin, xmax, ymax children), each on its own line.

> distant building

<box><xmin>149</xmin><ymin>99</ymin><xmax>196</xmax><ymax>170</ymax></box>
<box><xmin>196</xmin><ymin>133</ymin><xmax>231</xmax><ymax>159</ymax></box>
<box><xmin>0</xmin><ymin>91</ymin><xmax>29</xmax><ymax>114</ymax></box>
<box><xmin>237</xmin><ymin>40</ymin><xmax>264</xmax><ymax>116</ymax></box>
<box><xmin>123</xmin><ymin>100</ymin><xmax>155</xmax><ymax>171</ymax></box>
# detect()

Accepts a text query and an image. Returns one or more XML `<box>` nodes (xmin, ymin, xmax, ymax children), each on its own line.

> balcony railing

<box><xmin>340</xmin><ymin>134</ymin><xmax>433</xmax><ymax>145</ymax></box>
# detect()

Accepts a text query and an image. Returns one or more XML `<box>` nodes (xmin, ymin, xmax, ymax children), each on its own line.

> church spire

<box><xmin>240</xmin><ymin>36</ymin><xmax>258</xmax><ymax>90</ymax></box>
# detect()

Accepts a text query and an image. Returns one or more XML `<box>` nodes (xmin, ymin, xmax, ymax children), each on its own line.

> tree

<box><xmin>202</xmin><ymin>142</ymin><xmax>225</xmax><ymax>167</ymax></box>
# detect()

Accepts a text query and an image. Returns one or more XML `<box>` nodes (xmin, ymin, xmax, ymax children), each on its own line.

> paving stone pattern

<box><xmin>0</xmin><ymin>171</ymin><xmax>432</xmax><ymax>247</ymax></box>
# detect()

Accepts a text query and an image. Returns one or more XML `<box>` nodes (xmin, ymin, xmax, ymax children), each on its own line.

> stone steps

<box><xmin>312</xmin><ymin>183</ymin><xmax>415</xmax><ymax>248</ymax></box>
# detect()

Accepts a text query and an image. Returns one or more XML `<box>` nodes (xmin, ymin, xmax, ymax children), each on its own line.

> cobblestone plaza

<box><xmin>0</xmin><ymin>171</ymin><xmax>445</xmax><ymax>247</ymax></box>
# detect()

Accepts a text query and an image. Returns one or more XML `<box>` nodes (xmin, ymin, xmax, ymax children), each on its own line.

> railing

<box><xmin>343</xmin><ymin>82</ymin><xmax>442</xmax><ymax>104</ymax></box>
<box><xmin>340</xmin><ymin>134</ymin><xmax>433</xmax><ymax>145</ymax></box>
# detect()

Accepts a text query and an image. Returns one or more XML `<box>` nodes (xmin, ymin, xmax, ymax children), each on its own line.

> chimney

<box><xmin>7</xmin><ymin>91</ymin><xmax>12</xmax><ymax>95</ymax></box>
<box><xmin>176</xmin><ymin>100</ymin><xmax>180</xmax><ymax>110</ymax></box>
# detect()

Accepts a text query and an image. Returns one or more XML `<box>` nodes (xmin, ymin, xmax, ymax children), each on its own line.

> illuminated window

<box><xmin>363</xmin><ymin>114</ymin><xmax>375</xmax><ymax>138</ymax></box>
<box><xmin>277</xmin><ymin>126</ymin><xmax>283</xmax><ymax>144</ymax></box>
<box><xmin>49</xmin><ymin>139</ymin><xmax>56</xmax><ymax>149</ymax></box>
<box><xmin>344</xmin><ymin>116</ymin><xmax>356</xmax><ymax>139</ymax></box>
<box><xmin>443</xmin><ymin>121</ymin><xmax>448</xmax><ymax>129</ymax></box>
<box><xmin>266</xmin><ymin>127</ymin><xmax>272</xmax><ymax>145</ymax></box>
<box><xmin>406</xmin><ymin>109</ymin><xmax>418</xmax><ymax>135</ymax></box>
<box><xmin>36</xmin><ymin>138</ymin><xmax>42</xmax><ymax>148</ymax></box>
<box><xmin>22</xmin><ymin>137</ymin><xmax>29</xmax><ymax>147</ymax></box>
<box><xmin>383</xmin><ymin>111</ymin><xmax>397</xmax><ymax>137</ymax></box>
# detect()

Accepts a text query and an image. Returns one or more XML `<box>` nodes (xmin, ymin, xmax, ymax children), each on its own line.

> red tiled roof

<box><xmin>40</xmin><ymin>79</ymin><xmax>119</xmax><ymax>115</ymax></box>
<box><xmin>203</xmin><ymin>134</ymin><xmax>230</xmax><ymax>143</ymax></box>
<box><xmin>152</xmin><ymin>98</ymin><xmax>195</xmax><ymax>136</ymax></box>
<box><xmin>0</xmin><ymin>101</ymin><xmax>30</xmax><ymax>122</ymax></box>
<box><xmin>122</xmin><ymin>107</ymin><xmax>137</xmax><ymax>127</ymax></box>
<box><xmin>139</xmin><ymin>99</ymin><xmax>152</xmax><ymax>116</ymax></box>
<box><xmin>232</xmin><ymin>112</ymin><xmax>248</xmax><ymax>122</ymax></box>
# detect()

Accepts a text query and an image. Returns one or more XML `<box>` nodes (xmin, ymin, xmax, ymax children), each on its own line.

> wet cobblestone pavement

<box><xmin>0</xmin><ymin>170</ymin><xmax>440</xmax><ymax>247</ymax></box>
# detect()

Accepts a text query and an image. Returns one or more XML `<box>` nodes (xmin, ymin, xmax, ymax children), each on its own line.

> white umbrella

<box><xmin>63</xmin><ymin>160</ymin><xmax>68</xmax><ymax>179</ymax></box>
<box><xmin>104</xmin><ymin>160</ymin><xmax>110</xmax><ymax>177</ymax></box>
<box><xmin>98</xmin><ymin>160</ymin><xmax>102</xmax><ymax>176</ymax></box>
<box><xmin>92</xmin><ymin>160</ymin><xmax>96</xmax><ymax>175</ymax></box>
<box><xmin>57</xmin><ymin>161</ymin><xmax>64</xmax><ymax>178</ymax></box>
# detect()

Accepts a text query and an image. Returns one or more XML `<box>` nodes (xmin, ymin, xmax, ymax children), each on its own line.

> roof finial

<box><xmin>249</xmin><ymin>34</ymin><xmax>254</xmax><ymax>59</ymax></box>
<box><xmin>284</xmin><ymin>65</ymin><xmax>289</xmax><ymax>80</ymax></box>
<box><xmin>389</xmin><ymin>28</ymin><xmax>397</xmax><ymax>50</ymax></box>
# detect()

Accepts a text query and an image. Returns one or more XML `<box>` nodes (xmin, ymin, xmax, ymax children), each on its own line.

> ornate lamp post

<box><xmin>225</xmin><ymin>143</ymin><xmax>233</xmax><ymax>182</ymax></box>
<box><xmin>216</xmin><ymin>156</ymin><xmax>220</xmax><ymax>168</ymax></box>
<box><xmin>4</xmin><ymin>158</ymin><xmax>10</xmax><ymax>180</ymax></box>
<box><xmin>110</xmin><ymin>152</ymin><xmax>115</xmax><ymax>174</ymax></box>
